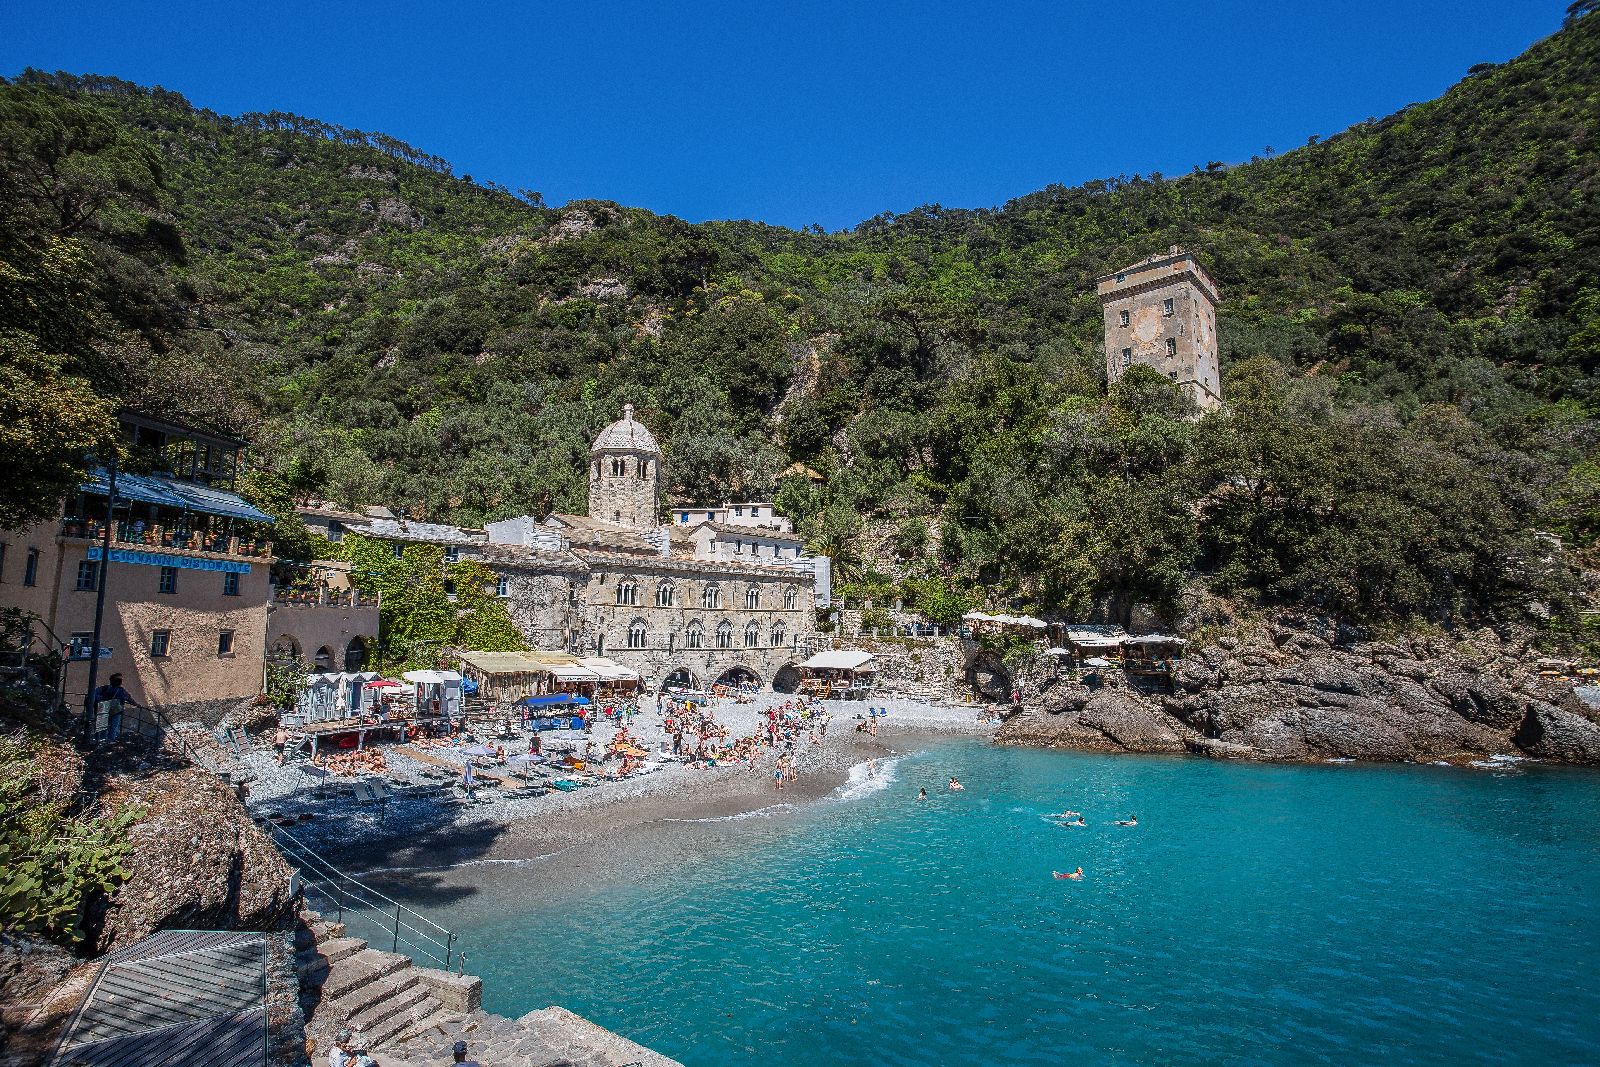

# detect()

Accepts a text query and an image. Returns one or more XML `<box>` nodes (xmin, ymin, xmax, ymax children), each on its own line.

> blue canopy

<box><xmin>80</xmin><ymin>467</ymin><xmax>274</xmax><ymax>524</ymax></box>
<box><xmin>520</xmin><ymin>694</ymin><xmax>592</xmax><ymax>708</ymax></box>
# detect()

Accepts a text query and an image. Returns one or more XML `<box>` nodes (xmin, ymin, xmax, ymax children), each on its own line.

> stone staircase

<box><xmin>295</xmin><ymin>910</ymin><xmax>683</xmax><ymax>1066</ymax></box>
<box><xmin>295</xmin><ymin>910</ymin><xmax>469</xmax><ymax>1054</ymax></box>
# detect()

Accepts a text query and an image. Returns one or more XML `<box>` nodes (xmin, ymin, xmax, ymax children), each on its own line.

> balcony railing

<box><xmin>272</xmin><ymin>588</ymin><xmax>380</xmax><ymax>609</ymax></box>
<box><xmin>60</xmin><ymin>519</ymin><xmax>273</xmax><ymax>560</ymax></box>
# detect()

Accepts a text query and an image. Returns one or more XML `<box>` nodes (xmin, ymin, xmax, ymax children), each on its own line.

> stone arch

<box><xmin>343</xmin><ymin>636</ymin><xmax>368</xmax><ymax>672</ymax></box>
<box><xmin>714</xmin><ymin>665</ymin><xmax>761</xmax><ymax>690</ymax></box>
<box><xmin>313</xmin><ymin>645</ymin><xmax>334</xmax><ymax>671</ymax></box>
<box><xmin>966</xmin><ymin>650</ymin><xmax>1011</xmax><ymax>701</ymax></box>
<box><xmin>772</xmin><ymin>662</ymin><xmax>802</xmax><ymax>694</ymax></box>
<box><xmin>659</xmin><ymin>667</ymin><xmax>702</xmax><ymax>693</ymax></box>
<box><xmin>271</xmin><ymin>634</ymin><xmax>302</xmax><ymax>663</ymax></box>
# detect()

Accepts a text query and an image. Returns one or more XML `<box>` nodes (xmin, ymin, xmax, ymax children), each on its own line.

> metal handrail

<box><xmin>265</xmin><ymin>821</ymin><xmax>460</xmax><ymax>972</ymax></box>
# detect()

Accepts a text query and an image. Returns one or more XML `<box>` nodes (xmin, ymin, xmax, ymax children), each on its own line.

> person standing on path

<box><xmin>89</xmin><ymin>673</ymin><xmax>140</xmax><ymax>742</ymax></box>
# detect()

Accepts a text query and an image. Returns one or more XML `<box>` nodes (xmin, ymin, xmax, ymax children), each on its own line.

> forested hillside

<box><xmin>3</xmin><ymin>6</ymin><xmax>1599</xmax><ymax>637</ymax></box>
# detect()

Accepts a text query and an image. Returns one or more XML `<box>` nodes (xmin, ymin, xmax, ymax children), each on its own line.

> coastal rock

<box><xmin>1514</xmin><ymin>701</ymin><xmax>1600</xmax><ymax>765</ymax></box>
<box><xmin>95</xmin><ymin>767</ymin><xmax>294</xmax><ymax>953</ymax></box>
<box><xmin>1000</xmin><ymin>690</ymin><xmax>1193</xmax><ymax>754</ymax></box>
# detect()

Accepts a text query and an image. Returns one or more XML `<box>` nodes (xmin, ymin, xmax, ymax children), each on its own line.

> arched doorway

<box><xmin>966</xmin><ymin>651</ymin><xmax>1011</xmax><ymax>701</ymax></box>
<box><xmin>713</xmin><ymin>665</ymin><xmax>761</xmax><ymax>691</ymax></box>
<box><xmin>659</xmin><ymin>667</ymin><xmax>701</xmax><ymax>694</ymax></box>
<box><xmin>270</xmin><ymin>634</ymin><xmax>302</xmax><ymax>664</ymax></box>
<box><xmin>772</xmin><ymin>663</ymin><xmax>802</xmax><ymax>694</ymax></box>
<box><xmin>344</xmin><ymin>636</ymin><xmax>368</xmax><ymax>672</ymax></box>
<box><xmin>314</xmin><ymin>645</ymin><xmax>334</xmax><ymax>672</ymax></box>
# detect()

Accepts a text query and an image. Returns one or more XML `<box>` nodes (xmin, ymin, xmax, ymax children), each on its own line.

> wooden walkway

<box><xmin>50</xmin><ymin>930</ymin><xmax>267</xmax><ymax>1067</ymax></box>
<box><xmin>395</xmin><ymin>745</ymin><xmax>528</xmax><ymax>789</ymax></box>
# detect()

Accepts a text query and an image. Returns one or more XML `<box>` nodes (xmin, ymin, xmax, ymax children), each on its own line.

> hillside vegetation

<box><xmin>3</xmin><ymin>7</ymin><xmax>1599</xmax><ymax>638</ymax></box>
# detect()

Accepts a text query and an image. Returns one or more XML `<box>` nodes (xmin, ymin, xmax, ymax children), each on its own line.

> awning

<box><xmin>521</xmin><ymin>693</ymin><xmax>591</xmax><ymax>707</ymax></box>
<box><xmin>1123</xmin><ymin>635</ymin><xmax>1188</xmax><ymax>647</ymax></box>
<box><xmin>552</xmin><ymin>665</ymin><xmax>600</xmax><ymax>681</ymax></box>
<box><xmin>799</xmin><ymin>650</ymin><xmax>877</xmax><ymax>670</ymax></box>
<box><xmin>1043</xmin><ymin>647</ymin><xmax>1072</xmax><ymax>657</ymax></box>
<box><xmin>365</xmin><ymin>679</ymin><xmax>405</xmax><ymax>690</ymax></box>
<box><xmin>461</xmin><ymin>651</ymin><xmax>565</xmax><ymax>676</ymax></box>
<box><xmin>402</xmin><ymin>670</ymin><xmax>462</xmax><ymax>684</ymax></box>
<box><xmin>81</xmin><ymin>467</ymin><xmax>273</xmax><ymax>523</ymax></box>
<box><xmin>577</xmin><ymin>657</ymin><xmax>640</xmax><ymax>681</ymax></box>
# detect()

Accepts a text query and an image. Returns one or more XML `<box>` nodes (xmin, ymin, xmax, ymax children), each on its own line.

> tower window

<box><xmin>24</xmin><ymin>549</ymin><xmax>39</xmax><ymax>587</ymax></box>
<box><xmin>1162</xmin><ymin>297</ymin><xmax>1175</xmax><ymax>316</ymax></box>
<box><xmin>218</xmin><ymin>630</ymin><xmax>235</xmax><ymax>656</ymax></box>
<box><xmin>1169</xmin><ymin>371</ymin><xmax>1178</xmax><ymax>380</ymax></box>
<box><xmin>1167</xmin><ymin>337</ymin><xmax>1178</xmax><ymax>357</ymax></box>
<box><xmin>657</xmin><ymin>582</ymin><xmax>675</xmax><ymax>607</ymax></box>
<box><xmin>1118</xmin><ymin>309</ymin><xmax>1129</xmax><ymax>327</ymax></box>
<box><xmin>1121</xmin><ymin>348</ymin><xmax>1132</xmax><ymax>367</ymax></box>
<box><xmin>496</xmin><ymin>575</ymin><xmax>510</xmax><ymax>597</ymax></box>
<box><xmin>611</xmin><ymin>457</ymin><xmax>625</xmax><ymax>477</ymax></box>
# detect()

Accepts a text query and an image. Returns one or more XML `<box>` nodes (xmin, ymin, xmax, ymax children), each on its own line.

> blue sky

<box><xmin>2</xmin><ymin>0</ymin><xmax>1562</xmax><ymax>230</ymax></box>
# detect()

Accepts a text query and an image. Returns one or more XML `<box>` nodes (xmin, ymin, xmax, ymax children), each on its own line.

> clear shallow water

<box><xmin>409</xmin><ymin>744</ymin><xmax>1600</xmax><ymax>1066</ymax></box>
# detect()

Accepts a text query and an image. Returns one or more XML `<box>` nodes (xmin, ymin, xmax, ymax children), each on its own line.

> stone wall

<box><xmin>267</xmin><ymin>601</ymin><xmax>379</xmax><ymax>672</ymax></box>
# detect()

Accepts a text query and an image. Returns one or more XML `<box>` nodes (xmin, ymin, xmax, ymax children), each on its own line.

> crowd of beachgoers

<box><xmin>236</xmin><ymin>689</ymin><xmax>996</xmax><ymax>856</ymax></box>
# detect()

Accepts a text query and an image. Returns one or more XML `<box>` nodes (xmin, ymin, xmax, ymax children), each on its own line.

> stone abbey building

<box><xmin>1099</xmin><ymin>247</ymin><xmax>1222</xmax><ymax>411</ymax></box>
<box><xmin>319</xmin><ymin>406</ymin><xmax>830</xmax><ymax>693</ymax></box>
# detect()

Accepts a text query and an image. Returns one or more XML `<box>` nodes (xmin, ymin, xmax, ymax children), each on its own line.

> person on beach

<box><xmin>948</xmin><ymin>777</ymin><xmax>964</xmax><ymax>791</ymax></box>
<box><xmin>273</xmin><ymin>725</ymin><xmax>289</xmax><ymax>765</ymax></box>
<box><xmin>868</xmin><ymin>758</ymin><xmax>878</xmax><ymax>777</ymax></box>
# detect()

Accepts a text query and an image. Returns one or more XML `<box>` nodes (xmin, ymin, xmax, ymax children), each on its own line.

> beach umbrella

<box><xmin>1084</xmin><ymin>657</ymin><xmax>1112</xmax><ymax>668</ymax></box>
<box><xmin>365</xmin><ymin>679</ymin><xmax>404</xmax><ymax>690</ymax></box>
<box><xmin>1043</xmin><ymin>647</ymin><xmax>1072</xmax><ymax>656</ymax></box>
<box><xmin>460</xmin><ymin>744</ymin><xmax>494</xmax><ymax>757</ymax></box>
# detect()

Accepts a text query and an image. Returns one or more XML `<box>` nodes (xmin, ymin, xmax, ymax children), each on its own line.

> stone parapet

<box><xmin>411</xmin><ymin>967</ymin><xmax>482</xmax><ymax>1013</ymax></box>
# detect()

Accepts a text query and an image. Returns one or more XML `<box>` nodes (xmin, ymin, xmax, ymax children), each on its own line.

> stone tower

<box><xmin>588</xmin><ymin>404</ymin><xmax>661</xmax><ymax>529</ymax></box>
<box><xmin>1098</xmin><ymin>247</ymin><xmax>1222</xmax><ymax>412</ymax></box>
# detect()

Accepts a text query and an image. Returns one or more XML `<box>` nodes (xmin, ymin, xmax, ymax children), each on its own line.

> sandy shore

<box><xmin>243</xmin><ymin>694</ymin><xmax>993</xmax><ymax>877</ymax></box>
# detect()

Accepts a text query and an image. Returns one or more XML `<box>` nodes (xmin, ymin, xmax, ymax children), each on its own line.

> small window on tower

<box><xmin>1121</xmin><ymin>348</ymin><xmax>1132</xmax><ymax>367</ymax></box>
<box><xmin>1166</xmin><ymin>337</ymin><xmax>1177</xmax><ymax>357</ymax></box>
<box><xmin>1162</xmin><ymin>298</ymin><xmax>1175</xmax><ymax>316</ymax></box>
<box><xmin>1118</xmin><ymin>309</ymin><xmax>1130</xmax><ymax>327</ymax></box>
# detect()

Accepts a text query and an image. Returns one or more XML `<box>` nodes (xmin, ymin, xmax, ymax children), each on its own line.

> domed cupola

<box><xmin>588</xmin><ymin>404</ymin><xmax>662</xmax><ymax>529</ymax></box>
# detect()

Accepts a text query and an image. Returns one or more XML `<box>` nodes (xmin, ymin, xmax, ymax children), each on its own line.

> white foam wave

<box><xmin>664</xmin><ymin>803</ymin><xmax>797</xmax><ymax>824</ymax></box>
<box><xmin>353</xmin><ymin>848</ymin><xmax>574</xmax><ymax>877</ymax></box>
<box><xmin>833</xmin><ymin>757</ymin><xmax>900</xmax><ymax>802</ymax></box>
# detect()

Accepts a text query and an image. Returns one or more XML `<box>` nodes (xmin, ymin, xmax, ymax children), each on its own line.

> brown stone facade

<box><xmin>266</xmin><ymin>592</ymin><xmax>380</xmax><ymax>673</ymax></box>
<box><xmin>1</xmin><ymin>522</ymin><xmax>272</xmax><ymax>716</ymax></box>
<box><xmin>1099</xmin><ymin>248</ymin><xmax>1222</xmax><ymax>411</ymax></box>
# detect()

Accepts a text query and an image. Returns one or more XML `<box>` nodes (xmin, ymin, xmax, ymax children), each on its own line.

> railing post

<box><xmin>393</xmin><ymin>904</ymin><xmax>401</xmax><ymax>953</ymax></box>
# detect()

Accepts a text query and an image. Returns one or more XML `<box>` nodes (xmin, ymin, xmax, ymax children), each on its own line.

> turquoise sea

<box><xmin>412</xmin><ymin>742</ymin><xmax>1600</xmax><ymax>1065</ymax></box>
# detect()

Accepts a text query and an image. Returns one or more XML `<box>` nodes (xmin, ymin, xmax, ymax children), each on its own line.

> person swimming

<box><xmin>1058</xmin><ymin>815</ymin><xmax>1086</xmax><ymax>827</ymax></box>
<box><xmin>1114</xmin><ymin>815</ymin><xmax>1138</xmax><ymax>826</ymax></box>
<box><xmin>1053</xmin><ymin>867</ymin><xmax>1084</xmax><ymax>881</ymax></box>
<box><xmin>948</xmin><ymin>777</ymin><xmax>964</xmax><ymax>791</ymax></box>
<box><xmin>917</xmin><ymin>787</ymin><xmax>927</xmax><ymax>801</ymax></box>
<box><xmin>1048</xmin><ymin>810</ymin><xmax>1081</xmax><ymax>819</ymax></box>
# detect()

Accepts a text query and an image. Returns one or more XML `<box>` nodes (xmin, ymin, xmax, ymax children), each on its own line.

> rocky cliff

<box><xmin>1000</xmin><ymin>617</ymin><xmax>1600</xmax><ymax>765</ymax></box>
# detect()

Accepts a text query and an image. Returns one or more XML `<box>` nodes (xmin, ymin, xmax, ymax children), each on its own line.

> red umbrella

<box><xmin>365</xmin><ymin>679</ymin><xmax>405</xmax><ymax>690</ymax></box>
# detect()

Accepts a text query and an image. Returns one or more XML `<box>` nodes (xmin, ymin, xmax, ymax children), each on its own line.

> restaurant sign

<box><xmin>87</xmin><ymin>547</ymin><xmax>252</xmax><ymax>574</ymax></box>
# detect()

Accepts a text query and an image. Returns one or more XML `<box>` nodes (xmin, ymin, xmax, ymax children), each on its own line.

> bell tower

<box><xmin>587</xmin><ymin>403</ymin><xmax>662</xmax><ymax>529</ymax></box>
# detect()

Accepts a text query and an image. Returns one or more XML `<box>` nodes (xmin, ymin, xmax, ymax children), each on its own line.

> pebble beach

<box><xmin>239</xmin><ymin>693</ymin><xmax>996</xmax><ymax>874</ymax></box>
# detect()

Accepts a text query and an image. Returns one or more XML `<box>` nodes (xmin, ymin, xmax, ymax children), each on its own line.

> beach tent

<box><xmin>403</xmin><ymin>669</ymin><xmax>463</xmax><ymax>719</ymax></box>
<box><xmin>295</xmin><ymin>671</ymin><xmax>380</xmax><ymax>723</ymax></box>
<box><xmin>797</xmin><ymin>650</ymin><xmax>878</xmax><ymax>698</ymax></box>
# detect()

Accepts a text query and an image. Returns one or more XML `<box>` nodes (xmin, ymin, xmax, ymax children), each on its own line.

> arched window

<box><xmin>314</xmin><ymin>645</ymin><xmax>333</xmax><ymax>670</ymax></box>
<box><xmin>744</xmin><ymin>623</ymin><xmax>760</xmax><ymax>648</ymax></box>
<box><xmin>656</xmin><ymin>582</ymin><xmax>675</xmax><ymax>608</ymax></box>
<box><xmin>616</xmin><ymin>580</ymin><xmax>638</xmax><ymax>606</ymax></box>
<box><xmin>611</xmin><ymin>456</ymin><xmax>625</xmax><ymax>477</ymax></box>
<box><xmin>686</xmin><ymin>622</ymin><xmax>704</xmax><ymax>649</ymax></box>
<box><xmin>745</xmin><ymin>586</ymin><xmax>760</xmax><ymax>610</ymax></box>
<box><xmin>628</xmin><ymin>620</ymin><xmax>648</xmax><ymax>648</ymax></box>
<box><xmin>591</xmin><ymin>460</ymin><xmax>600</xmax><ymax>479</ymax></box>
<box><xmin>638</xmin><ymin>458</ymin><xmax>650</xmax><ymax>481</ymax></box>
<box><xmin>716</xmin><ymin>622</ymin><xmax>732</xmax><ymax>649</ymax></box>
<box><xmin>784</xmin><ymin>587</ymin><xmax>799</xmax><ymax>610</ymax></box>
<box><xmin>703</xmin><ymin>584</ymin><xmax>721</xmax><ymax>610</ymax></box>
<box><xmin>771</xmin><ymin>627</ymin><xmax>785</xmax><ymax>648</ymax></box>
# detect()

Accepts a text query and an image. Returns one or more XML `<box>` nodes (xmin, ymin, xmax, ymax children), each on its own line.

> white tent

<box><xmin>296</xmin><ymin>671</ymin><xmax>380</xmax><ymax>722</ymax></box>
<box><xmin>578</xmin><ymin>657</ymin><xmax>641</xmax><ymax>682</ymax></box>
<box><xmin>403</xmin><ymin>669</ymin><xmax>463</xmax><ymax>718</ymax></box>
<box><xmin>798</xmin><ymin>649</ymin><xmax>878</xmax><ymax>671</ymax></box>
<box><xmin>402</xmin><ymin>669</ymin><xmax>462</xmax><ymax>684</ymax></box>
<box><xmin>1043</xmin><ymin>647</ymin><xmax>1072</xmax><ymax>657</ymax></box>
